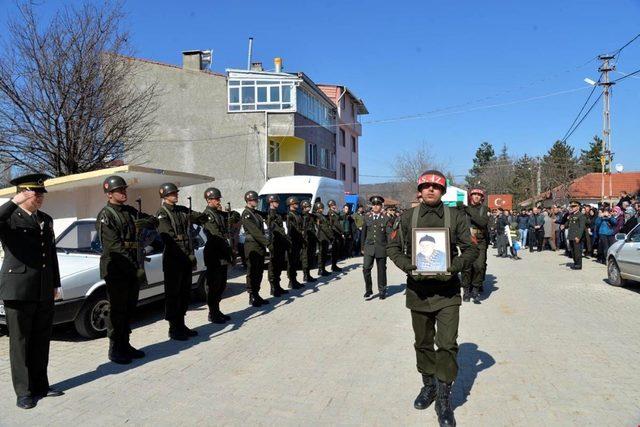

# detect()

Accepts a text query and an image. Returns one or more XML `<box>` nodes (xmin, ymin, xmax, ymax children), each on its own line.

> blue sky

<box><xmin>2</xmin><ymin>0</ymin><xmax>639</xmax><ymax>185</ymax></box>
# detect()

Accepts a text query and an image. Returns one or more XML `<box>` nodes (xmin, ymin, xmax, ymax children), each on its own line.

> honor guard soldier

<box><xmin>241</xmin><ymin>190</ymin><xmax>271</xmax><ymax>307</ymax></box>
<box><xmin>0</xmin><ymin>174</ymin><xmax>63</xmax><ymax>409</ymax></box>
<box><xmin>326</xmin><ymin>200</ymin><xmax>344</xmax><ymax>272</ymax></box>
<box><xmin>361</xmin><ymin>196</ymin><xmax>392</xmax><ymax>299</ymax></box>
<box><xmin>314</xmin><ymin>201</ymin><xmax>333</xmax><ymax>276</ymax></box>
<box><xmin>285</xmin><ymin>196</ymin><xmax>305</xmax><ymax>288</ymax></box>
<box><xmin>387</xmin><ymin>170</ymin><xmax>477</xmax><ymax>426</ymax></box>
<box><xmin>97</xmin><ymin>176</ymin><xmax>158</xmax><ymax>364</ymax></box>
<box><xmin>461</xmin><ymin>188</ymin><xmax>489</xmax><ymax>304</ymax></box>
<box><xmin>300</xmin><ymin>200</ymin><xmax>318</xmax><ymax>282</ymax></box>
<box><xmin>266</xmin><ymin>195</ymin><xmax>292</xmax><ymax>297</ymax></box>
<box><xmin>202</xmin><ymin>187</ymin><xmax>233</xmax><ymax>324</ymax></box>
<box><xmin>156</xmin><ymin>183</ymin><xmax>207</xmax><ymax>340</ymax></box>
<box><xmin>567</xmin><ymin>200</ymin><xmax>586</xmax><ymax>270</ymax></box>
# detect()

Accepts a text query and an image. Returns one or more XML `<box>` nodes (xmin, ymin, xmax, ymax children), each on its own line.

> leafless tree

<box><xmin>392</xmin><ymin>143</ymin><xmax>449</xmax><ymax>185</ymax></box>
<box><xmin>0</xmin><ymin>1</ymin><xmax>158</xmax><ymax>176</ymax></box>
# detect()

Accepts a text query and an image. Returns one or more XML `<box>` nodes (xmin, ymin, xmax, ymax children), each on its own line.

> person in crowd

<box><xmin>621</xmin><ymin>204</ymin><xmax>638</xmax><ymax>234</ymax></box>
<box><xmin>617</xmin><ymin>191</ymin><xmax>632</xmax><ymax>208</ymax></box>
<box><xmin>352</xmin><ymin>205</ymin><xmax>365</xmax><ymax>257</ymax></box>
<box><xmin>517</xmin><ymin>210</ymin><xmax>529</xmax><ymax>249</ymax></box>
<box><xmin>340</xmin><ymin>204</ymin><xmax>356</xmax><ymax>259</ymax></box>
<box><xmin>496</xmin><ymin>209</ymin><xmax>510</xmax><ymax>257</ymax></box>
<box><xmin>542</xmin><ymin>208</ymin><xmax>556</xmax><ymax>251</ymax></box>
<box><xmin>488</xmin><ymin>209</ymin><xmax>498</xmax><ymax>247</ymax></box>
<box><xmin>528</xmin><ymin>206</ymin><xmax>545</xmax><ymax>252</ymax></box>
<box><xmin>594</xmin><ymin>207</ymin><xmax>616</xmax><ymax>263</ymax></box>
<box><xmin>612</xmin><ymin>206</ymin><xmax>625</xmax><ymax>234</ymax></box>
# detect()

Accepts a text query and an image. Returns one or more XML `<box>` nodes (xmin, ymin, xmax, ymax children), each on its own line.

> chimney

<box><xmin>182</xmin><ymin>50</ymin><xmax>212</xmax><ymax>71</ymax></box>
<box><xmin>250</xmin><ymin>62</ymin><xmax>263</xmax><ymax>71</ymax></box>
<box><xmin>274</xmin><ymin>57</ymin><xmax>282</xmax><ymax>73</ymax></box>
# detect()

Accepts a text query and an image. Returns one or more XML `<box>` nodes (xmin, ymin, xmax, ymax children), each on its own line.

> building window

<box><xmin>352</xmin><ymin>167</ymin><xmax>357</xmax><ymax>183</ymax></box>
<box><xmin>351</xmin><ymin>136</ymin><xmax>357</xmax><ymax>153</ymax></box>
<box><xmin>340</xmin><ymin>129</ymin><xmax>345</xmax><ymax>147</ymax></box>
<box><xmin>228</xmin><ymin>79</ymin><xmax>295</xmax><ymax>112</ymax></box>
<box><xmin>340</xmin><ymin>163</ymin><xmax>346</xmax><ymax>181</ymax></box>
<box><xmin>330</xmin><ymin>152</ymin><xmax>336</xmax><ymax>171</ymax></box>
<box><xmin>308</xmin><ymin>143</ymin><xmax>318</xmax><ymax>166</ymax></box>
<box><xmin>269</xmin><ymin>140</ymin><xmax>280</xmax><ymax>162</ymax></box>
<box><xmin>297</xmin><ymin>88</ymin><xmax>336</xmax><ymax>130</ymax></box>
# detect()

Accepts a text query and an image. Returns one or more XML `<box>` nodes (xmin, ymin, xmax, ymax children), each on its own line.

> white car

<box><xmin>0</xmin><ymin>218</ymin><xmax>208</xmax><ymax>338</ymax></box>
<box><xmin>607</xmin><ymin>224</ymin><xmax>640</xmax><ymax>287</ymax></box>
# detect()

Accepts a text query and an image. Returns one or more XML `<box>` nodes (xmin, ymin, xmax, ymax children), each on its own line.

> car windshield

<box><xmin>56</xmin><ymin>221</ymin><xmax>102</xmax><ymax>253</ymax></box>
<box><xmin>258</xmin><ymin>193</ymin><xmax>312</xmax><ymax>215</ymax></box>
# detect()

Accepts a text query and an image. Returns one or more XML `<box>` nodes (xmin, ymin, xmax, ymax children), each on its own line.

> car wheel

<box><xmin>74</xmin><ymin>289</ymin><xmax>110</xmax><ymax>339</ymax></box>
<box><xmin>607</xmin><ymin>258</ymin><xmax>628</xmax><ymax>287</ymax></box>
<box><xmin>193</xmin><ymin>272</ymin><xmax>207</xmax><ymax>302</ymax></box>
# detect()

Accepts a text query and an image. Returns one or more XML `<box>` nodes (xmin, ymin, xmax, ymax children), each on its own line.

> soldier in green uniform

<box><xmin>461</xmin><ymin>188</ymin><xmax>489</xmax><ymax>304</ymax></box>
<box><xmin>314</xmin><ymin>201</ymin><xmax>332</xmax><ymax>277</ymax></box>
<box><xmin>300</xmin><ymin>200</ymin><xmax>318</xmax><ymax>282</ymax></box>
<box><xmin>202</xmin><ymin>187</ymin><xmax>233</xmax><ymax>324</ymax></box>
<box><xmin>285</xmin><ymin>196</ymin><xmax>305</xmax><ymax>288</ymax></box>
<box><xmin>0</xmin><ymin>174</ymin><xmax>63</xmax><ymax>409</ymax></box>
<box><xmin>567</xmin><ymin>200</ymin><xmax>586</xmax><ymax>270</ymax></box>
<box><xmin>266</xmin><ymin>195</ymin><xmax>292</xmax><ymax>297</ymax></box>
<box><xmin>387</xmin><ymin>170</ymin><xmax>477</xmax><ymax>426</ymax></box>
<box><xmin>241</xmin><ymin>190</ymin><xmax>271</xmax><ymax>307</ymax></box>
<box><xmin>352</xmin><ymin>205</ymin><xmax>365</xmax><ymax>257</ymax></box>
<box><xmin>361</xmin><ymin>196</ymin><xmax>393</xmax><ymax>299</ymax></box>
<box><xmin>156</xmin><ymin>183</ymin><xmax>208</xmax><ymax>341</ymax></box>
<box><xmin>326</xmin><ymin>200</ymin><xmax>344</xmax><ymax>272</ymax></box>
<box><xmin>97</xmin><ymin>176</ymin><xmax>158</xmax><ymax>364</ymax></box>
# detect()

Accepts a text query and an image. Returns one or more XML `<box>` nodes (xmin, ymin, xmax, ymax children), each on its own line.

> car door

<box><xmin>617</xmin><ymin>225</ymin><xmax>640</xmax><ymax>279</ymax></box>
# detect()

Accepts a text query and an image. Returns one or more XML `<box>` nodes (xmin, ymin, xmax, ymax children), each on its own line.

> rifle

<box><xmin>187</xmin><ymin>196</ymin><xmax>196</xmax><ymax>270</ymax></box>
<box><xmin>135</xmin><ymin>198</ymin><xmax>148</xmax><ymax>286</ymax></box>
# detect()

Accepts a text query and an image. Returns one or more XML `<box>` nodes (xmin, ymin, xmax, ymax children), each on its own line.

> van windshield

<box><xmin>258</xmin><ymin>193</ymin><xmax>313</xmax><ymax>215</ymax></box>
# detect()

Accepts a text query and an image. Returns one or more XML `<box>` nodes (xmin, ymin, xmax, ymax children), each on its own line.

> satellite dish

<box><xmin>615</xmin><ymin>163</ymin><xmax>624</xmax><ymax>173</ymax></box>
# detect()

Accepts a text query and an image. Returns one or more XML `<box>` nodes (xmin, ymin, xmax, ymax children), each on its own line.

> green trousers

<box><xmin>461</xmin><ymin>240</ymin><xmax>488</xmax><ymax>289</ymax></box>
<box><xmin>410</xmin><ymin>305</ymin><xmax>459</xmax><ymax>383</ymax></box>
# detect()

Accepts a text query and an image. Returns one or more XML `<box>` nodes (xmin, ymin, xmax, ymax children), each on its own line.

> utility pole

<box><xmin>598</xmin><ymin>55</ymin><xmax>615</xmax><ymax>202</ymax></box>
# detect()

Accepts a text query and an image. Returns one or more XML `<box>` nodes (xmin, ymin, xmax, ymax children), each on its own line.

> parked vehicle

<box><xmin>0</xmin><ymin>218</ymin><xmax>207</xmax><ymax>338</ymax></box>
<box><xmin>258</xmin><ymin>175</ymin><xmax>345</xmax><ymax>215</ymax></box>
<box><xmin>607</xmin><ymin>224</ymin><xmax>640</xmax><ymax>287</ymax></box>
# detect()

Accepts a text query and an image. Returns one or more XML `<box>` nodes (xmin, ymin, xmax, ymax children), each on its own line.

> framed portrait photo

<box><xmin>412</xmin><ymin>228</ymin><xmax>451</xmax><ymax>275</ymax></box>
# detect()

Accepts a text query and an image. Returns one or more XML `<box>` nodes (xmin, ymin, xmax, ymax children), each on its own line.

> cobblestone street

<box><xmin>1</xmin><ymin>251</ymin><xmax>640</xmax><ymax>426</ymax></box>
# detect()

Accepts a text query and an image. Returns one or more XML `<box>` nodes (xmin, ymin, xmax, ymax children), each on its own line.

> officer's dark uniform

<box><xmin>156</xmin><ymin>183</ymin><xmax>207</xmax><ymax>340</ymax></box>
<box><xmin>326</xmin><ymin>200</ymin><xmax>344</xmax><ymax>272</ymax></box>
<box><xmin>567</xmin><ymin>201</ymin><xmax>586</xmax><ymax>270</ymax></box>
<box><xmin>387</xmin><ymin>170</ymin><xmax>477</xmax><ymax>426</ymax></box>
<box><xmin>300</xmin><ymin>200</ymin><xmax>318</xmax><ymax>280</ymax></box>
<box><xmin>0</xmin><ymin>174</ymin><xmax>63</xmax><ymax>409</ymax></box>
<box><xmin>461</xmin><ymin>189</ymin><xmax>489</xmax><ymax>303</ymax></box>
<box><xmin>361</xmin><ymin>196</ymin><xmax>392</xmax><ymax>299</ymax></box>
<box><xmin>241</xmin><ymin>191</ymin><xmax>270</xmax><ymax>307</ymax></box>
<box><xmin>285</xmin><ymin>197</ymin><xmax>305</xmax><ymax>288</ymax></box>
<box><xmin>314</xmin><ymin>202</ymin><xmax>333</xmax><ymax>276</ymax></box>
<box><xmin>202</xmin><ymin>187</ymin><xmax>233</xmax><ymax>324</ymax></box>
<box><xmin>266</xmin><ymin>196</ymin><xmax>291</xmax><ymax>297</ymax></box>
<box><xmin>528</xmin><ymin>212</ymin><xmax>545</xmax><ymax>252</ymax></box>
<box><xmin>97</xmin><ymin>175</ymin><xmax>158</xmax><ymax>364</ymax></box>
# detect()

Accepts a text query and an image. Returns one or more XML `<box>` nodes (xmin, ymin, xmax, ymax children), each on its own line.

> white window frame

<box><xmin>228</xmin><ymin>79</ymin><xmax>296</xmax><ymax>112</ymax></box>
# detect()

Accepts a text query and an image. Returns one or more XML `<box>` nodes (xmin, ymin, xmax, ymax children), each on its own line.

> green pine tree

<box><xmin>465</xmin><ymin>142</ymin><xmax>496</xmax><ymax>187</ymax></box>
<box><xmin>580</xmin><ymin>135</ymin><xmax>603</xmax><ymax>173</ymax></box>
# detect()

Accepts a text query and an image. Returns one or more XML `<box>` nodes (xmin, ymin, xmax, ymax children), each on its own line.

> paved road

<box><xmin>1</xmin><ymin>250</ymin><xmax>640</xmax><ymax>426</ymax></box>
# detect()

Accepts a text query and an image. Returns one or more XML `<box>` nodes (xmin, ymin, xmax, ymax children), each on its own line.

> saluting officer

<box><xmin>0</xmin><ymin>174</ymin><xmax>63</xmax><ymax>409</ymax></box>
<box><xmin>300</xmin><ymin>200</ymin><xmax>318</xmax><ymax>282</ymax></box>
<box><xmin>461</xmin><ymin>188</ymin><xmax>489</xmax><ymax>304</ymax></box>
<box><xmin>326</xmin><ymin>200</ymin><xmax>344</xmax><ymax>272</ymax></box>
<box><xmin>202</xmin><ymin>187</ymin><xmax>233</xmax><ymax>324</ymax></box>
<box><xmin>241</xmin><ymin>190</ymin><xmax>270</xmax><ymax>307</ymax></box>
<box><xmin>387</xmin><ymin>170</ymin><xmax>477</xmax><ymax>426</ymax></box>
<box><xmin>314</xmin><ymin>201</ymin><xmax>332</xmax><ymax>276</ymax></box>
<box><xmin>285</xmin><ymin>196</ymin><xmax>305</xmax><ymax>288</ymax></box>
<box><xmin>567</xmin><ymin>200</ymin><xmax>586</xmax><ymax>270</ymax></box>
<box><xmin>266</xmin><ymin>195</ymin><xmax>292</xmax><ymax>297</ymax></box>
<box><xmin>361</xmin><ymin>196</ymin><xmax>393</xmax><ymax>299</ymax></box>
<box><xmin>97</xmin><ymin>176</ymin><xmax>158</xmax><ymax>364</ymax></box>
<box><xmin>156</xmin><ymin>183</ymin><xmax>207</xmax><ymax>341</ymax></box>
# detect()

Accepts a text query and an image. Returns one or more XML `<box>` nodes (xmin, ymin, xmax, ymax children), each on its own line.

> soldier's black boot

<box><xmin>180</xmin><ymin>318</ymin><xmax>198</xmax><ymax>337</ymax></box>
<box><xmin>303</xmin><ymin>270</ymin><xmax>317</xmax><ymax>282</ymax></box>
<box><xmin>435</xmin><ymin>380</ymin><xmax>456</xmax><ymax>427</ymax></box>
<box><xmin>413</xmin><ymin>374</ymin><xmax>436</xmax><ymax>410</ymax></box>
<box><xmin>331</xmin><ymin>264</ymin><xmax>343</xmax><ymax>272</ymax></box>
<box><xmin>462</xmin><ymin>286</ymin><xmax>471</xmax><ymax>302</ymax></box>
<box><xmin>125</xmin><ymin>338</ymin><xmax>145</xmax><ymax>359</ymax></box>
<box><xmin>168</xmin><ymin>321</ymin><xmax>189</xmax><ymax>341</ymax></box>
<box><xmin>249</xmin><ymin>293</ymin><xmax>261</xmax><ymax>307</ymax></box>
<box><xmin>471</xmin><ymin>288</ymin><xmax>481</xmax><ymax>304</ymax></box>
<box><xmin>288</xmin><ymin>280</ymin><xmax>303</xmax><ymax>290</ymax></box>
<box><xmin>379</xmin><ymin>288</ymin><xmax>387</xmax><ymax>300</ymax></box>
<box><xmin>255</xmin><ymin>293</ymin><xmax>270</xmax><ymax>305</ymax></box>
<box><xmin>108</xmin><ymin>339</ymin><xmax>132</xmax><ymax>364</ymax></box>
<box><xmin>318</xmin><ymin>267</ymin><xmax>331</xmax><ymax>277</ymax></box>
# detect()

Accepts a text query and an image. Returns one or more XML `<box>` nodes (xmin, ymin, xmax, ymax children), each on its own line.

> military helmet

<box><xmin>417</xmin><ymin>170</ymin><xmax>447</xmax><ymax>192</ymax></box>
<box><xmin>159</xmin><ymin>182</ymin><xmax>179</xmax><ymax>198</ymax></box>
<box><xmin>314</xmin><ymin>201</ymin><xmax>324</xmax><ymax>211</ymax></box>
<box><xmin>267</xmin><ymin>194</ymin><xmax>279</xmax><ymax>203</ymax></box>
<box><xmin>244</xmin><ymin>190</ymin><xmax>258</xmax><ymax>202</ymax></box>
<box><xmin>327</xmin><ymin>199</ymin><xmax>337</xmax><ymax>207</ymax></box>
<box><xmin>469</xmin><ymin>188</ymin><xmax>485</xmax><ymax>198</ymax></box>
<box><xmin>204</xmin><ymin>187</ymin><xmax>222</xmax><ymax>200</ymax></box>
<box><xmin>286</xmin><ymin>196</ymin><xmax>299</xmax><ymax>206</ymax></box>
<box><xmin>102</xmin><ymin>175</ymin><xmax>128</xmax><ymax>193</ymax></box>
<box><xmin>369</xmin><ymin>195</ymin><xmax>385</xmax><ymax>205</ymax></box>
<box><xmin>301</xmin><ymin>200</ymin><xmax>311</xmax><ymax>209</ymax></box>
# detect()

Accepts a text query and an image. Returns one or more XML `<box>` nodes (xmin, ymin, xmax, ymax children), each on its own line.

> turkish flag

<box><xmin>488</xmin><ymin>194</ymin><xmax>513</xmax><ymax>210</ymax></box>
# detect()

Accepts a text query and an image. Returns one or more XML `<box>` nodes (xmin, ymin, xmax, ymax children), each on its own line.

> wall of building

<box><xmin>294</xmin><ymin>114</ymin><xmax>336</xmax><ymax>179</ymax></box>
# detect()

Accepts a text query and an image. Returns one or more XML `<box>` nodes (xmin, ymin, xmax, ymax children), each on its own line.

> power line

<box><xmin>613</xmin><ymin>67</ymin><xmax>640</xmax><ymax>82</ymax></box>
<box><xmin>610</xmin><ymin>31</ymin><xmax>640</xmax><ymax>56</ymax></box>
<box><xmin>560</xmin><ymin>73</ymin><xmax>602</xmax><ymax>142</ymax></box>
<box><xmin>560</xmin><ymin>92</ymin><xmax>603</xmax><ymax>142</ymax></box>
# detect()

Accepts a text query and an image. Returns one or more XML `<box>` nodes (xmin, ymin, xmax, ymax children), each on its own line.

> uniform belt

<box><xmin>123</xmin><ymin>241</ymin><xmax>139</xmax><ymax>249</ymax></box>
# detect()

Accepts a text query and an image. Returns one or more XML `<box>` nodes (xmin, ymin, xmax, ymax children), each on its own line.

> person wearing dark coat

<box><xmin>0</xmin><ymin>174</ymin><xmax>64</xmax><ymax>409</ymax></box>
<box><xmin>361</xmin><ymin>196</ymin><xmax>393</xmax><ymax>299</ymax></box>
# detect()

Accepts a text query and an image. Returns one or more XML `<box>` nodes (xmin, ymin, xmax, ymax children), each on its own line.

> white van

<box><xmin>258</xmin><ymin>176</ymin><xmax>345</xmax><ymax>215</ymax></box>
